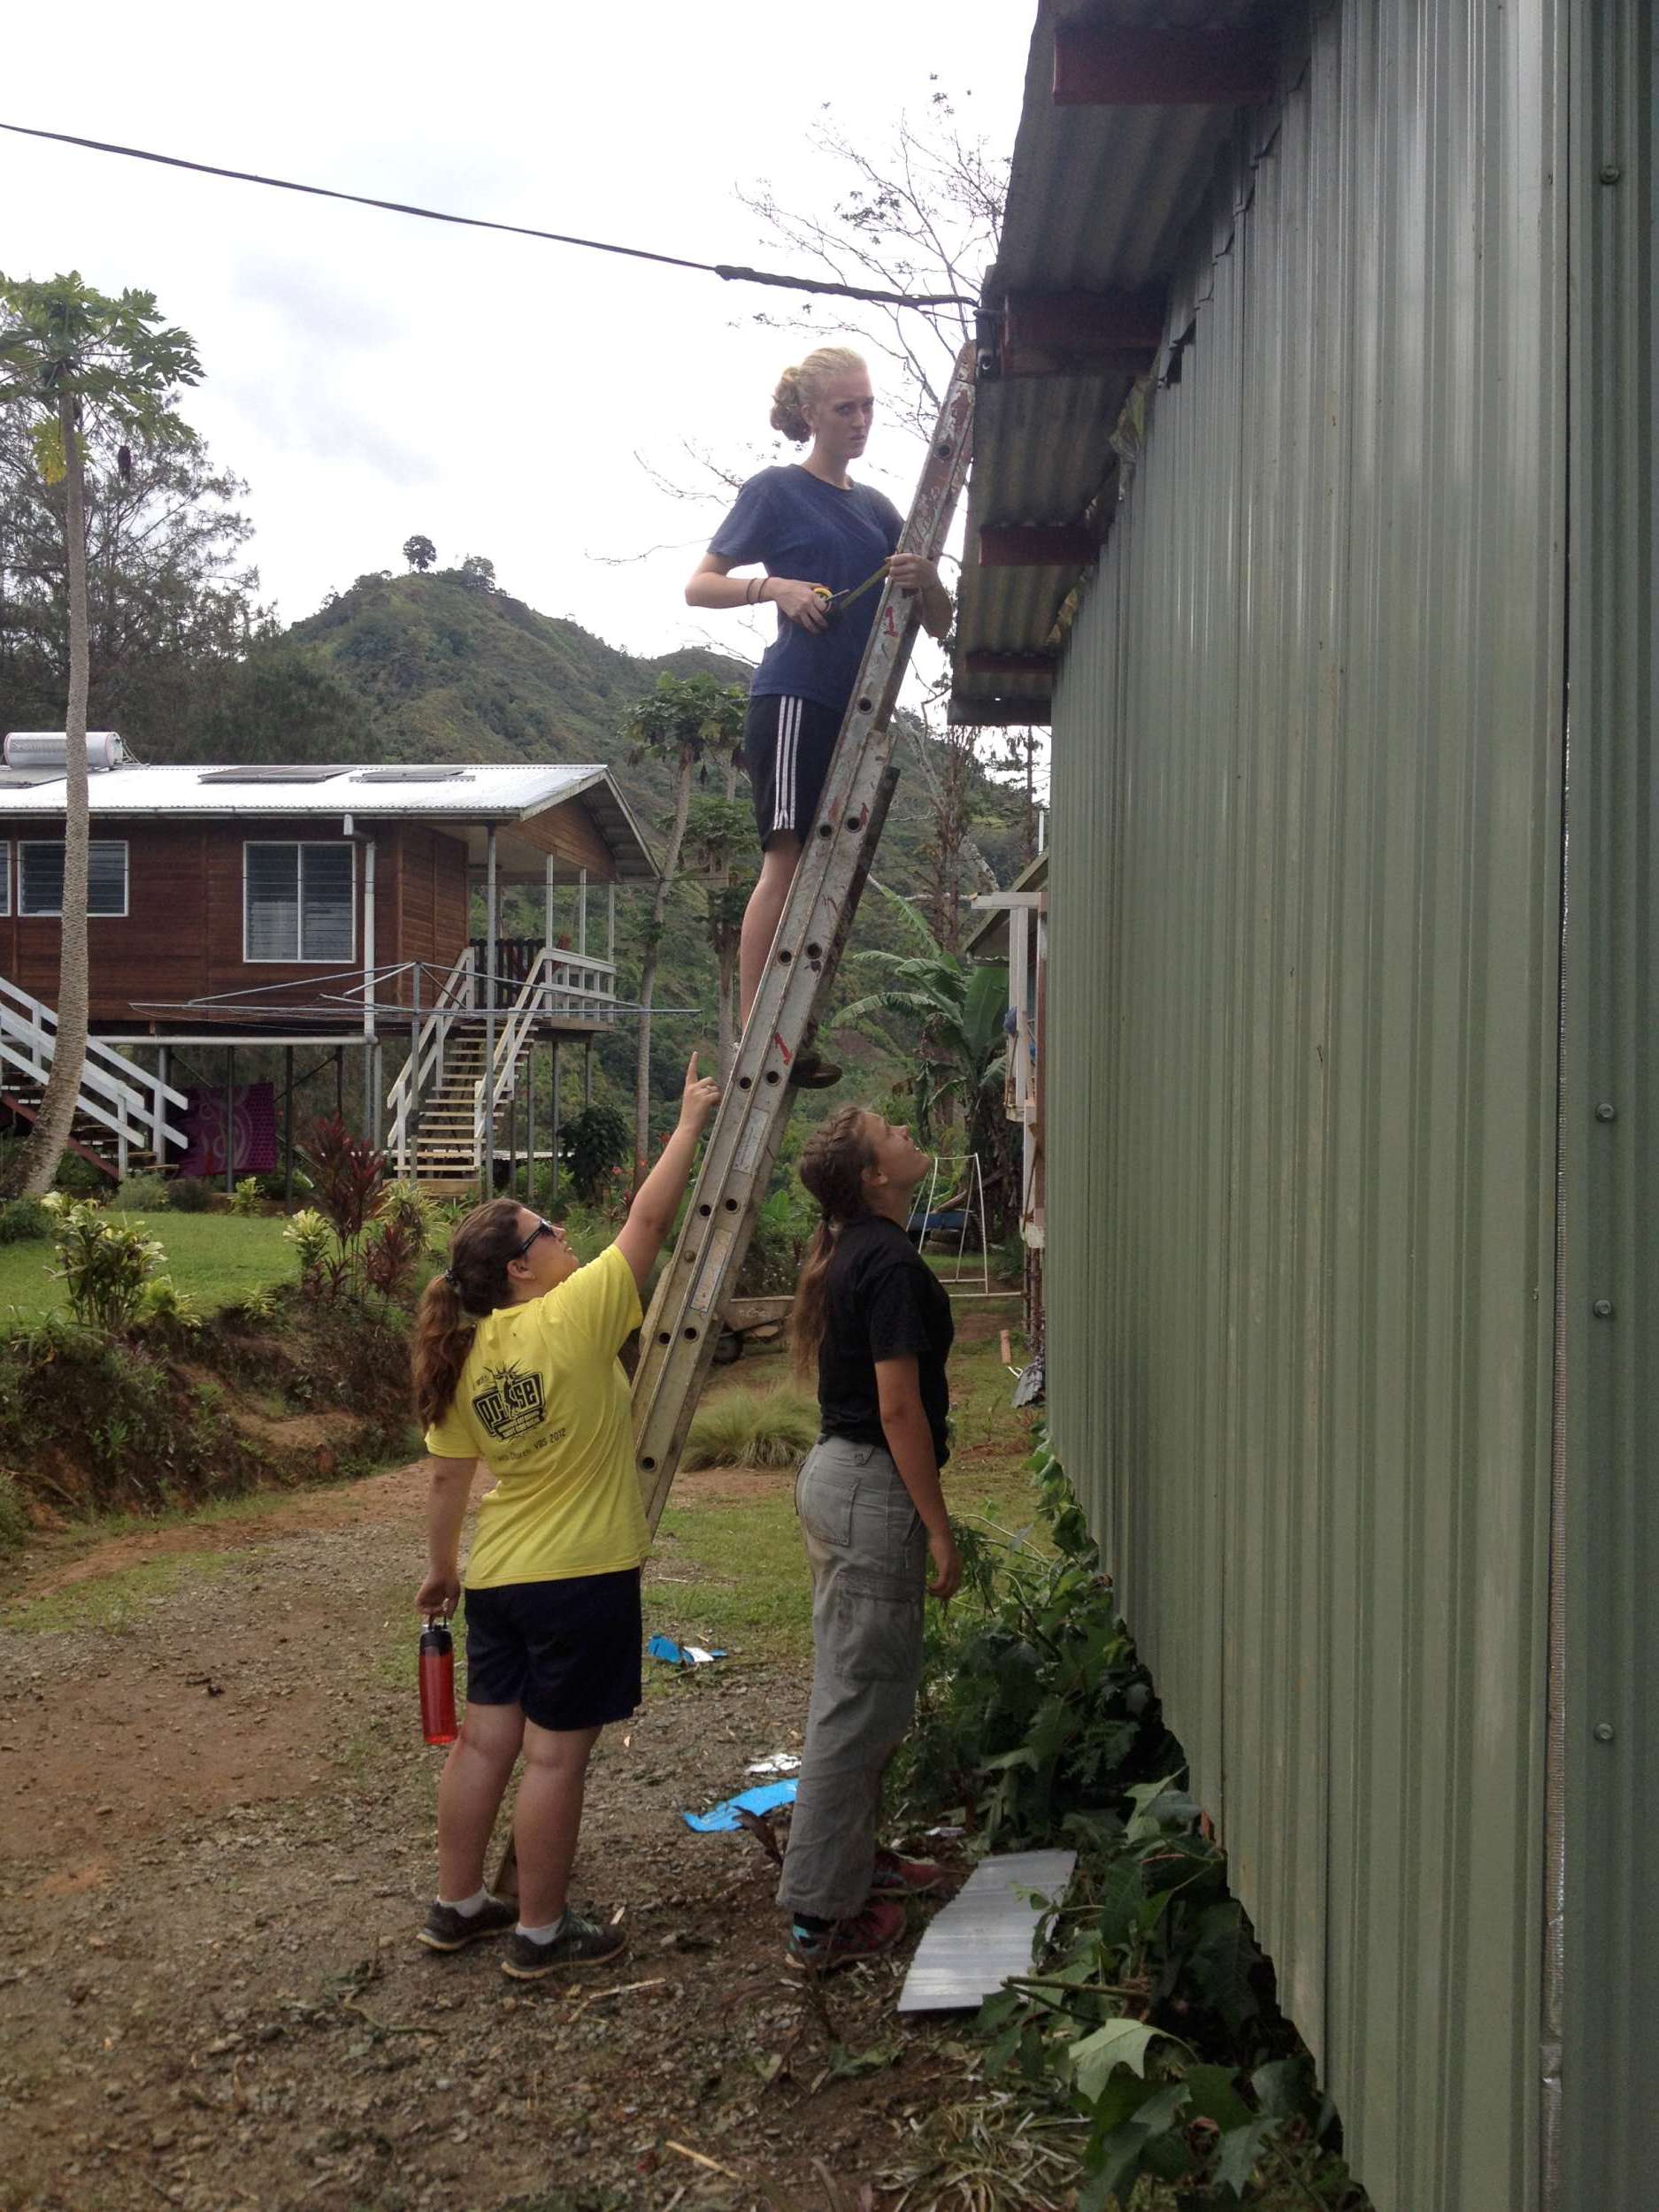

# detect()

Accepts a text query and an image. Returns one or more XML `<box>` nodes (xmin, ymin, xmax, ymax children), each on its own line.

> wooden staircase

<box><xmin>409</xmin><ymin>1033</ymin><xmax>534</xmax><ymax>1197</ymax></box>
<box><xmin>0</xmin><ymin>1081</ymin><xmax>152</xmax><ymax>1181</ymax></box>
<box><xmin>0</xmin><ymin>978</ymin><xmax>186</xmax><ymax>1181</ymax></box>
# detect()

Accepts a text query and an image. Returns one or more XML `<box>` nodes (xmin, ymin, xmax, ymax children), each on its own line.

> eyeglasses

<box><xmin>509</xmin><ymin>1217</ymin><xmax>559</xmax><ymax>1263</ymax></box>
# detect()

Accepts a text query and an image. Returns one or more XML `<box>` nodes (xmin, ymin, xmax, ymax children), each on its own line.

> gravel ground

<box><xmin>0</xmin><ymin>1468</ymin><xmax>976</xmax><ymax>2212</ymax></box>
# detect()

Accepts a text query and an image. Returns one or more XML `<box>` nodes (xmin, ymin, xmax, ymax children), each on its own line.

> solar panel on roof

<box><xmin>198</xmin><ymin>766</ymin><xmax>349</xmax><ymax>785</ymax></box>
<box><xmin>350</xmin><ymin>767</ymin><xmax>472</xmax><ymax>784</ymax></box>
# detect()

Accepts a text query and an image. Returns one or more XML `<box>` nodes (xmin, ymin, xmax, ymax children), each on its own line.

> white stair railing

<box><xmin>388</xmin><ymin>944</ymin><xmax>621</xmax><ymax>1184</ymax></box>
<box><xmin>387</xmin><ymin>948</ymin><xmax>474</xmax><ymax>1179</ymax></box>
<box><xmin>0</xmin><ymin>976</ymin><xmax>189</xmax><ymax>1175</ymax></box>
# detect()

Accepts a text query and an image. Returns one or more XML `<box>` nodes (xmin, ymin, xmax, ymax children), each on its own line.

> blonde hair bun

<box><xmin>769</xmin><ymin>346</ymin><xmax>868</xmax><ymax>442</ymax></box>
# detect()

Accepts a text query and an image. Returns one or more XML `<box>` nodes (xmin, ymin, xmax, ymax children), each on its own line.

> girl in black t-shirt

<box><xmin>777</xmin><ymin>1104</ymin><xmax>962</xmax><ymax>1972</ymax></box>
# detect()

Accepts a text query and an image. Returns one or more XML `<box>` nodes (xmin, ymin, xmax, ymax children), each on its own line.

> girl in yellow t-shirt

<box><xmin>410</xmin><ymin>1056</ymin><xmax>718</xmax><ymax>1981</ymax></box>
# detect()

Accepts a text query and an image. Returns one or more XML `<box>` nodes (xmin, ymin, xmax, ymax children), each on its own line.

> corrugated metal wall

<box><xmin>1556</xmin><ymin>1</ymin><xmax>1657</xmax><ymax>2203</ymax></box>
<box><xmin>1044</xmin><ymin>6</ymin><xmax>1568</xmax><ymax>2208</ymax></box>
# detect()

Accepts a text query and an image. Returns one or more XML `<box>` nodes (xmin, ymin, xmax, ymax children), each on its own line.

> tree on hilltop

<box><xmin>402</xmin><ymin>534</ymin><xmax>435</xmax><ymax>572</ymax></box>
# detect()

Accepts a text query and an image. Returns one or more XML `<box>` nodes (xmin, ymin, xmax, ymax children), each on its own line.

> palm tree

<box><xmin>618</xmin><ymin>672</ymin><xmax>748</xmax><ymax>1186</ymax></box>
<box><xmin>685</xmin><ymin>789</ymin><xmax>755</xmax><ymax>1083</ymax></box>
<box><xmin>834</xmin><ymin>884</ymin><xmax>1015</xmax><ymax>1233</ymax></box>
<box><xmin>0</xmin><ymin>273</ymin><xmax>200</xmax><ymax>1196</ymax></box>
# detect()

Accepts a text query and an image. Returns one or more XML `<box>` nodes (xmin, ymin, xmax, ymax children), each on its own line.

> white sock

<box><xmin>515</xmin><ymin>1912</ymin><xmax>568</xmax><ymax>1946</ymax></box>
<box><xmin>438</xmin><ymin>1887</ymin><xmax>491</xmax><ymax>1917</ymax></box>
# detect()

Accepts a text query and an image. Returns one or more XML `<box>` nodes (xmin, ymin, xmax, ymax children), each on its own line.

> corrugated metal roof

<box><xmin>951</xmin><ymin>2</ymin><xmax>1289</xmax><ymax>726</ymax></box>
<box><xmin>0</xmin><ymin>760</ymin><xmax>659</xmax><ymax>878</ymax></box>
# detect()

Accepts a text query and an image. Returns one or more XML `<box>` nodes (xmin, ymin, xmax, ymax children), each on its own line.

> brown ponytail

<box><xmin>789</xmin><ymin>1106</ymin><xmax>877</xmax><ymax>1380</ymax></box>
<box><xmin>411</xmin><ymin>1198</ymin><xmax>526</xmax><ymax>1430</ymax></box>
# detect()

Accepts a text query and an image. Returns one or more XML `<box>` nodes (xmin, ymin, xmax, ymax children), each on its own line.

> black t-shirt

<box><xmin>817</xmin><ymin>1214</ymin><xmax>955</xmax><ymax>1464</ymax></box>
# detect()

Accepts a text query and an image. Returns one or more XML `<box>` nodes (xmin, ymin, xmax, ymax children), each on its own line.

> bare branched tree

<box><xmin>738</xmin><ymin>95</ymin><xmax>1006</xmax><ymax>438</ymax></box>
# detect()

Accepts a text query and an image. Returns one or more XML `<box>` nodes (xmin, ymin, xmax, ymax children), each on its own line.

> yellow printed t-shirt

<box><xmin>423</xmin><ymin>1244</ymin><xmax>647</xmax><ymax>1590</ymax></box>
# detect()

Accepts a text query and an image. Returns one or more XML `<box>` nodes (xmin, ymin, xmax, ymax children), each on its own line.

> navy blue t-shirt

<box><xmin>710</xmin><ymin>465</ymin><xmax>903</xmax><ymax>716</ymax></box>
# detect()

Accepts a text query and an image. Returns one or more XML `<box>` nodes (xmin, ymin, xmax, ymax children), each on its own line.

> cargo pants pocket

<box><xmin>832</xmin><ymin>1569</ymin><xmax>924</xmax><ymax>1685</ymax></box>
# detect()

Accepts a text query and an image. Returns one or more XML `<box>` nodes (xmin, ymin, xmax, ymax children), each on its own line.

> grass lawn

<box><xmin>643</xmin><ymin>1316</ymin><xmax>1045</xmax><ymax>1667</ymax></box>
<box><xmin>0</xmin><ymin>1211</ymin><xmax>296</xmax><ymax>1330</ymax></box>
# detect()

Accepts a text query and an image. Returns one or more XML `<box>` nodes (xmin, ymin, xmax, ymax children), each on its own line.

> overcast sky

<box><xmin>3</xmin><ymin>2</ymin><xmax>1033</xmax><ymax>704</ymax></box>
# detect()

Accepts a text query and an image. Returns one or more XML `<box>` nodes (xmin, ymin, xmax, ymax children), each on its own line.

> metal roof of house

<box><xmin>951</xmin><ymin>0</ymin><xmax>1284</xmax><ymax>727</ymax></box>
<box><xmin>0</xmin><ymin>758</ymin><xmax>660</xmax><ymax>879</ymax></box>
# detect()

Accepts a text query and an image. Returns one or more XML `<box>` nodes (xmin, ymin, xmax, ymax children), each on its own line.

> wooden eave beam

<box><xmin>964</xmin><ymin>651</ymin><xmax>1056</xmax><ymax>682</ymax></box>
<box><xmin>1052</xmin><ymin>25</ymin><xmax>1277</xmax><ymax>107</ymax></box>
<box><xmin>949</xmin><ymin>698</ymin><xmax>1054</xmax><ymax>729</ymax></box>
<box><xmin>979</xmin><ymin>525</ymin><xmax>1094</xmax><ymax>568</ymax></box>
<box><xmin>1001</xmin><ymin>289</ymin><xmax>1165</xmax><ymax>377</ymax></box>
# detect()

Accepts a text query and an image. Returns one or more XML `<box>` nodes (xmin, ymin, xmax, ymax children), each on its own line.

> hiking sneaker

<box><xmin>788</xmin><ymin>1051</ymin><xmax>843</xmax><ymax>1090</ymax></box>
<box><xmin>786</xmin><ymin>1897</ymin><xmax>906</xmax><ymax>1975</ymax></box>
<box><xmin>417</xmin><ymin>1894</ymin><xmax>518</xmax><ymax>1953</ymax></box>
<box><xmin>870</xmin><ymin>1847</ymin><xmax>946</xmax><ymax>1898</ymax></box>
<box><xmin>500</xmin><ymin>1909</ymin><xmax>627</xmax><ymax>1981</ymax></box>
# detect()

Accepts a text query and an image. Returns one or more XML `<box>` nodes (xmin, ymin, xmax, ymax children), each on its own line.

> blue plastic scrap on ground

<box><xmin>681</xmin><ymin>1780</ymin><xmax>798</xmax><ymax>1832</ymax></box>
<box><xmin>647</xmin><ymin>1634</ymin><xmax>727</xmax><ymax>1666</ymax></box>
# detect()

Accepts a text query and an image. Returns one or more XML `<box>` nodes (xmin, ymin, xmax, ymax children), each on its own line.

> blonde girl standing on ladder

<box><xmin>686</xmin><ymin>346</ymin><xmax>953</xmax><ymax>1085</ymax></box>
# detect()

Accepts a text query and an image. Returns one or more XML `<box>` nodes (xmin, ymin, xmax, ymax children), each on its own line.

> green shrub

<box><xmin>734</xmin><ymin>1181</ymin><xmax>815</xmax><ymax>1298</ymax></box>
<box><xmin>558</xmin><ymin>1102</ymin><xmax>632</xmax><ymax>1202</ymax></box>
<box><xmin>42</xmin><ymin>1194</ymin><xmax>165</xmax><ymax>1332</ymax></box>
<box><xmin>168</xmin><ymin>1175</ymin><xmax>216</xmax><ymax>1212</ymax></box>
<box><xmin>0</xmin><ymin>1197</ymin><xmax>51</xmax><ymax>1245</ymax></box>
<box><xmin>0</xmin><ymin>1313</ymin><xmax>261</xmax><ymax>1516</ymax></box>
<box><xmin>282</xmin><ymin>1207</ymin><xmax>334</xmax><ymax>1291</ymax></box>
<box><xmin>110</xmin><ymin>1172</ymin><xmax>171</xmax><ymax>1213</ymax></box>
<box><xmin>0</xmin><ymin>1470</ymin><xmax>29</xmax><ymax>1556</ymax></box>
<box><xmin>137</xmin><ymin>1275</ymin><xmax>203</xmax><ymax>1337</ymax></box>
<box><xmin>232</xmin><ymin>1176</ymin><xmax>264</xmax><ymax>1216</ymax></box>
<box><xmin>51</xmin><ymin>1149</ymin><xmax>109</xmax><ymax>1198</ymax></box>
<box><xmin>681</xmin><ymin>1382</ymin><xmax>818</xmax><ymax>1471</ymax></box>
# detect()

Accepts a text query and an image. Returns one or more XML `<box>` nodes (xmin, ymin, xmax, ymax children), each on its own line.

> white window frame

<box><xmin>18</xmin><ymin>839</ymin><xmax>129</xmax><ymax>919</ymax></box>
<box><xmin>242</xmin><ymin>840</ymin><xmax>357</xmax><ymax>964</ymax></box>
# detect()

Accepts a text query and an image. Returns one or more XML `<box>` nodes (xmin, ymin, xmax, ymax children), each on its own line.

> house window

<box><xmin>0</xmin><ymin>844</ymin><xmax>9</xmax><ymax>918</ymax></box>
<box><xmin>243</xmin><ymin>841</ymin><xmax>355</xmax><ymax>963</ymax></box>
<box><xmin>18</xmin><ymin>840</ymin><xmax>129</xmax><ymax>918</ymax></box>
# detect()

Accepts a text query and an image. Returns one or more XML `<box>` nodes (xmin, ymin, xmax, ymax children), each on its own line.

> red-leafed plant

<box><xmin>298</xmin><ymin>1117</ymin><xmax>387</xmax><ymax>1249</ymax></box>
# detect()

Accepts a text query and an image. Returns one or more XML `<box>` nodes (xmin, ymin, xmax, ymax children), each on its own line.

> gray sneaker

<box><xmin>417</xmin><ymin>1894</ymin><xmax>518</xmax><ymax>1952</ymax></box>
<box><xmin>501</xmin><ymin>1909</ymin><xmax>627</xmax><ymax>1981</ymax></box>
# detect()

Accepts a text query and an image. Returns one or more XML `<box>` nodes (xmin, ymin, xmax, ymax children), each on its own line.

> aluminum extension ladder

<box><xmin>630</xmin><ymin>345</ymin><xmax>976</xmax><ymax>1529</ymax></box>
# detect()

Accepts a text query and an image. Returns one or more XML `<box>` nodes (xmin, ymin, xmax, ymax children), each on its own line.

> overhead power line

<box><xmin>0</xmin><ymin>119</ymin><xmax>979</xmax><ymax>314</ymax></box>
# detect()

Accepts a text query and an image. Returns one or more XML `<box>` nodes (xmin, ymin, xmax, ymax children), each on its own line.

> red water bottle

<box><xmin>419</xmin><ymin>1616</ymin><xmax>457</xmax><ymax>1746</ymax></box>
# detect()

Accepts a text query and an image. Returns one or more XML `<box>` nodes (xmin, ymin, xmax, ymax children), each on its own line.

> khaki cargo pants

<box><xmin>776</xmin><ymin>1435</ymin><xmax>927</xmax><ymax>1921</ymax></box>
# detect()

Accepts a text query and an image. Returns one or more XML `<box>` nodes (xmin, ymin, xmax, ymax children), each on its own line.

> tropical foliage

<box><xmin>835</xmin><ymin>884</ymin><xmax>1015</xmax><ymax>1231</ymax></box>
<box><xmin>618</xmin><ymin>672</ymin><xmax>749</xmax><ymax>1183</ymax></box>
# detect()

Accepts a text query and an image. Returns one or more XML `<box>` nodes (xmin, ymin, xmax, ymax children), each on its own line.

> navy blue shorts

<box><xmin>745</xmin><ymin>693</ymin><xmax>842</xmax><ymax>847</ymax></box>
<box><xmin>462</xmin><ymin>1568</ymin><xmax>643</xmax><ymax>1732</ymax></box>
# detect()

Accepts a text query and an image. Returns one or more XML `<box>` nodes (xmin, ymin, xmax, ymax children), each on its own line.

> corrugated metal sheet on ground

<box><xmin>1043</xmin><ymin>5</ymin><xmax>1565</xmax><ymax>2207</ymax></box>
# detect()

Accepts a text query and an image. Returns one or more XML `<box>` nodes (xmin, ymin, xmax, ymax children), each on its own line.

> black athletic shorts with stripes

<box><xmin>744</xmin><ymin>693</ymin><xmax>843</xmax><ymax>848</ymax></box>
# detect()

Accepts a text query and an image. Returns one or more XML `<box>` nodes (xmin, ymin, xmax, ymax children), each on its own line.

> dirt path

<box><xmin>0</xmin><ymin>1467</ymin><xmax>972</xmax><ymax>2212</ymax></box>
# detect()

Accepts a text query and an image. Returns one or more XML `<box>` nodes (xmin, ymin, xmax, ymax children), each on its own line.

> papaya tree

<box><xmin>618</xmin><ymin>672</ymin><xmax>748</xmax><ymax>1186</ymax></box>
<box><xmin>0</xmin><ymin>273</ymin><xmax>201</xmax><ymax>1195</ymax></box>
